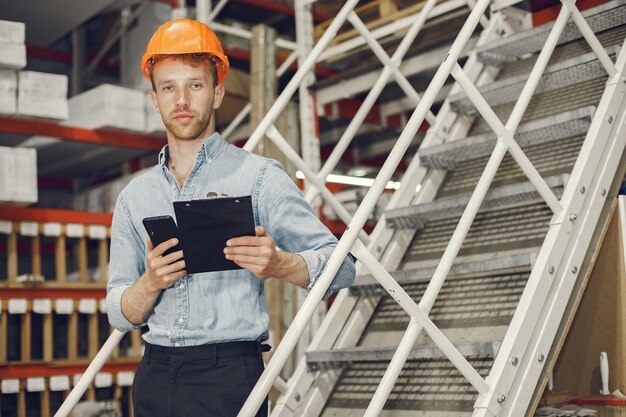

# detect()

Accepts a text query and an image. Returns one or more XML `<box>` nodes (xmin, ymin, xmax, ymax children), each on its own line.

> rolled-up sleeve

<box><xmin>255</xmin><ymin>160</ymin><xmax>356</xmax><ymax>300</ymax></box>
<box><xmin>106</xmin><ymin>192</ymin><xmax>147</xmax><ymax>332</ymax></box>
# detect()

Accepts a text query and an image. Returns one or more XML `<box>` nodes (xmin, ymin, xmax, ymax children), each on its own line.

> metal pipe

<box><xmin>266</xmin><ymin>126</ymin><xmax>371</xmax><ymax>246</ymax></box>
<box><xmin>210</xmin><ymin>21</ymin><xmax>297</xmax><ymax>50</ymax></box>
<box><xmin>561</xmin><ymin>0</ymin><xmax>617</xmax><ymax>77</ymax></box>
<box><xmin>242</xmin><ymin>0</ymin><xmax>361</xmax><ymax>154</ymax></box>
<box><xmin>304</xmin><ymin>0</ymin><xmax>439</xmax><ymax>202</ymax></box>
<box><xmin>208</xmin><ymin>0</ymin><xmax>229</xmax><ymax>22</ymax></box>
<box><xmin>54</xmin><ymin>329</ymin><xmax>126</xmax><ymax>417</ymax></box>
<box><xmin>450</xmin><ymin>63</ymin><xmax>562</xmax><ymax>214</ymax></box>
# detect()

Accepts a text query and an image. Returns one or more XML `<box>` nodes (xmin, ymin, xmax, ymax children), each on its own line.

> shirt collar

<box><xmin>158</xmin><ymin>132</ymin><xmax>226</xmax><ymax>167</ymax></box>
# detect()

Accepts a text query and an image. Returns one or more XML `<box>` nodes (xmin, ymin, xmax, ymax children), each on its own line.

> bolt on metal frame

<box><xmin>53</xmin><ymin>0</ymin><xmax>626</xmax><ymax>415</ymax></box>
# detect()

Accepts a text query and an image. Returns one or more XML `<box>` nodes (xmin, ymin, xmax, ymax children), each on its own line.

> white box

<box><xmin>0</xmin><ymin>20</ymin><xmax>25</xmax><ymax>44</ymax></box>
<box><xmin>19</xmin><ymin>71</ymin><xmax>68</xmax><ymax>98</ymax></box>
<box><xmin>0</xmin><ymin>42</ymin><xmax>26</xmax><ymax>69</ymax></box>
<box><xmin>66</xmin><ymin>84</ymin><xmax>146</xmax><ymax>132</ymax></box>
<box><xmin>0</xmin><ymin>146</ymin><xmax>37</xmax><ymax>204</ymax></box>
<box><xmin>17</xmin><ymin>71</ymin><xmax>69</xmax><ymax>119</ymax></box>
<box><xmin>0</xmin><ymin>69</ymin><xmax>17</xmax><ymax>114</ymax></box>
<box><xmin>145</xmin><ymin>92</ymin><xmax>166</xmax><ymax>134</ymax></box>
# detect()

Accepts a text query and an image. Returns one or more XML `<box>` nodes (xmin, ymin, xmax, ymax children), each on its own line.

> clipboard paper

<box><xmin>173</xmin><ymin>196</ymin><xmax>256</xmax><ymax>273</ymax></box>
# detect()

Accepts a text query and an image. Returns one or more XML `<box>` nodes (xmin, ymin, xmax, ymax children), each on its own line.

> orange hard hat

<box><xmin>141</xmin><ymin>19</ymin><xmax>229</xmax><ymax>84</ymax></box>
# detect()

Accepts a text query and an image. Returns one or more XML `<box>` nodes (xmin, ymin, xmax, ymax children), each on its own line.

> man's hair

<box><xmin>149</xmin><ymin>53</ymin><xmax>219</xmax><ymax>91</ymax></box>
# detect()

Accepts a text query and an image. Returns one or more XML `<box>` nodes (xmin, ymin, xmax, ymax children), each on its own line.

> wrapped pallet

<box><xmin>0</xmin><ymin>20</ymin><xmax>26</xmax><ymax>69</ymax></box>
<box><xmin>0</xmin><ymin>69</ymin><xmax>17</xmax><ymax>114</ymax></box>
<box><xmin>66</xmin><ymin>84</ymin><xmax>146</xmax><ymax>131</ymax></box>
<box><xmin>0</xmin><ymin>146</ymin><xmax>37</xmax><ymax>204</ymax></box>
<box><xmin>17</xmin><ymin>71</ymin><xmax>68</xmax><ymax>120</ymax></box>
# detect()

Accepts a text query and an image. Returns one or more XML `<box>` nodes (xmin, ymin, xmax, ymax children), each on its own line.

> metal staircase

<box><xmin>268</xmin><ymin>1</ymin><xmax>626</xmax><ymax>416</ymax></box>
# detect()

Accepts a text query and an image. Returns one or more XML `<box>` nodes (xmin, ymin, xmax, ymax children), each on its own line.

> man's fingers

<box><xmin>255</xmin><ymin>226</ymin><xmax>267</xmax><ymax>237</ymax></box>
<box><xmin>147</xmin><ymin>238</ymin><xmax>154</xmax><ymax>251</ymax></box>
<box><xmin>162</xmin><ymin>250</ymin><xmax>184</xmax><ymax>264</ymax></box>
<box><xmin>159</xmin><ymin>259</ymin><xmax>186</xmax><ymax>277</ymax></box>
<box><xmin>153</xmin><ymin>238</ymin><xmax>180</xmax><ymax>256</ymax></box>
<box><xmin>225</xmin><ymin>253</ymin><xmax>267</xmax><ymax>266</ymax></box>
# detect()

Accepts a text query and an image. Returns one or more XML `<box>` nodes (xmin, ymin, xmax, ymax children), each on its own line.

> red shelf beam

<box><xmin>0</xmin><ymin>359</ymin><xmax>140</xmax><ymax>380</ymax></box>
<box><xmin>0</xmin><ymin>116</ymin><xmax>165</xmax><ymax>151</ymax></box>
<box><xmin>0</xmin><ymin>206</ymin><xmax>112</xmax><ymax>226</ymax></box>
<box><xmin>0</xmin><ymin>284</ymin><xmax>106</xmax><ymax>300</ymax></box>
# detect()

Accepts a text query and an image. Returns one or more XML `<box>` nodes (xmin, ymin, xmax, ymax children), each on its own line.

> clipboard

<box><xmin>173</xmin><ymin>196</ymin><xmax>255</xmax><ymax>273</ymax></box>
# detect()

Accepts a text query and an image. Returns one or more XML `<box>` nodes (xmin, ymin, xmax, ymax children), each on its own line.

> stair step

<box><xmin>476</xmin><ymin>0</ymin><xmax>625</xmax><ymax>66</ymax></box>
<box><xmin>438</xmin><ymin>134</ymin><xmax>583</xmax><ymax>198</ymax></box>
<box><xmin>318</xmin><ymin>347</ymin><xmax>496</xmax><ymax>413</ymax></box>
<box><xmin>350</xmin><ymin>251</ymin><xmax>536</xmax><ymax>299</ymax></box>
<box><xmin>419</xmin><ymin>106</ymin><xmax>594</xmax><ymax>170</ymax></box>
<box><xmin>401</xmin><ymin>200</ymin><xmax>552</xmax><ymax>266</ymax></box>
<box><xmin>450</xmin><ymin>46</ymin><xmax>618</xmax><ymax>116</ymax></box>
<box><xmin>352</xmin><ymin>253</ymin><xmax>534</xmax><ymax>296</ymax></box>
<box><xmin>385</xmin><ymin>174</ymin><xmax>567</xmax><ymax>230</ymax></box>
<box><xmin>307</xmin><ymin>341</ymin><xmax>500</xmax><ymax>371</ymax></box>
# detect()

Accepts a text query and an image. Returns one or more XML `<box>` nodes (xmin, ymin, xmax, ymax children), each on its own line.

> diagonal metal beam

<box><xmin>450</xmin><ymin>63</ymin><xmax>562</xmax><ymax>214</ymax></box>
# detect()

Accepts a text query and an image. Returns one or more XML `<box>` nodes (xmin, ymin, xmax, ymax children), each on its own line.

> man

<box><xmin>105</xmin><ymin>19</ymin><xmax>355</xmax><ymax>417</ymax></box>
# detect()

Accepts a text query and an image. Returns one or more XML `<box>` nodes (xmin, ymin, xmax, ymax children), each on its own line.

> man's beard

<box><xmin>163</xmin><ymin>110</ymin><xmax>213</xmax><ymax>140</ymax></box>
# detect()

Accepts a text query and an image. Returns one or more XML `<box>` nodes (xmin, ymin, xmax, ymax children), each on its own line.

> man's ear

<box><xmin>213</xmin><ymin>84</ymin><xmax>225</xmax><ymax>110</ymax></box>
<box><xmin>149</xmin><ymin>89</ymin><xmax>160</xmax><ymax>114</ymax></box>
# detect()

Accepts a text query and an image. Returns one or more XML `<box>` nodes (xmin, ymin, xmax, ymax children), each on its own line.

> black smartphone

<box><xmin>142</xmin><ymin>215</ymin><xmax>183</xmax><ymax>257</ymax></box>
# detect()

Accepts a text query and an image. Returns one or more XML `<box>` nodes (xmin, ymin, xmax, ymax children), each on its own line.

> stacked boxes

<box><xmin>0</xmin><ymin>146</ymin><xmax>37</xmax><ymax>204</ymax></box>
<box><xmin>71</xmin><ymin>168</ymin><xmax>150</xmax><ymax>212</ymax></box>
<box><xmin>0</xmin><ymin>20</ymin><xmax>26</xmax><ymax>69</ymax></box>
<box><xmin>17</xmin><ymin>71</ymin><xmax>69</xmax><ymax>119</ymax></box>
<box><xmin>0</xmin><ymin>69</ymin><xmax>17</xmax><ymax>114</ymax></box>
<box><xmin>66</xmin><ymin>84</ymin><xmax>146</xmax><ymax>131</ymax></box>
<box><xmin>0</xmin><ymin>20</ymin><xmax>25</xmax><ymax>115</ymax></box>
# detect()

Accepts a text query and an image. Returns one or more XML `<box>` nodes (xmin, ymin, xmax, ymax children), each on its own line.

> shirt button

<box><xmin>179</xmin><ymin>283</ymin><xmax>185</xmax><ymax>289</ymax></box>
<box><xmin>174</xmin><ymin>342</ymin><xmax>182</xmax><ymax>347</ymax></box>
<box><xmin>178</xmin><ymin>318</ymin><xmax>184</xmax><ymax>323</ymax></box>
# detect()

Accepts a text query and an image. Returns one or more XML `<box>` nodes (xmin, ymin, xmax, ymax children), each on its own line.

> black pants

<box><xmin>133</xmin><ymin>341</ymin><xmax>269</xmax><ymax>417</ymax></box>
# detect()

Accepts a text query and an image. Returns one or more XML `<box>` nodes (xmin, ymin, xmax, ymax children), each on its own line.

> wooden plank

<box><xmin>0</xmin><ymin>303</ymin><xmax>6</xmax><ymax>363</ymax></box>
<box><xmin>7</xmin><ymin>231</ymin><xmax>18</xmax><ymax>281</ymax></box>
<box><xmin>17</xmin><ymin>383</ymin><xmax>26</xmax><ymax>417</ymax></box>
<box><xmin>78</xmin><ymin>237</ymin><xmax>89</xmax><ymax>283</ymax></box>
<box><xmin>111</xmin><ymin>325</ymin><xmax>120</xmax><ymax>358</ymax></box>
<box><xmin>43</xmin><ymin>313</ymin><xmax>53</xmax><ymax>362</ymax></box>
<box><xmin>41</xmin><ymin>388</ymin><xmax>51</xmax><ymax>417</ymax></box>
<box><xmin>99</xmin><ymin>239</ymin><xmax>109</xmax><ymax>283</ymax></box>
<box><xmin>67</xmin><ymin>305</ymin><xmax>78</xmax><ymax>360</ymax></box>
<box><xmin>88</xmin><ymin>312</ymin><xmax>99</xmax><ymax>358</ymax></box>
<box><xmin>86</xmin><ymin>385</ymin><xmax>95</xmax><ymax>401</ymax></box>
<box><xmin>31</xmin><ymin>235</ymin><xmax>42</xmax><ymax>276</ymax></box>
<box><xmin>131</xmin><ymin>330</ymin><xmax>143</xmax><ymax>358</ymax></box>
<box><xmin>21</xmin><ymin>304</ymin><xmax>31</xmax><ymax>362</ymax></box>
<box><xmin>552</xmin><ymin>201</ymin><xmax>626</xmax><ymax>395</ymax></box>
<box><xmin>55</xmin><ymin>235</ymin><xmax>67</xmax><ymax>283</ymax></box>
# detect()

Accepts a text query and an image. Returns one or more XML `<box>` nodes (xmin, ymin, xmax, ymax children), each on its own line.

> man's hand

<box><xmin>144</xmin><ymin>238</ymin><xmax>187</xmax><ymax>291</ymax></box>
<box><xmin>224</xmin><ymin>226</ymin><xmax>310</xmax><ymax>287</ymax></box>
<box><xmin>224</xmin><ymin>226</ymin><xmax>281</xmax><ymax>279</ymax></box>
<box><xmin>120</xmin><ymin>238</ymin><xmax>186</xmax><ymax>325</ymax></box>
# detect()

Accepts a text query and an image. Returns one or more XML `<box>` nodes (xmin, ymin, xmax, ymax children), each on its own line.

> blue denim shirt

<box><xmin>106</xmin><ymin>133</ymin><xmax>355</xmax><ymax>346</ymax></box>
